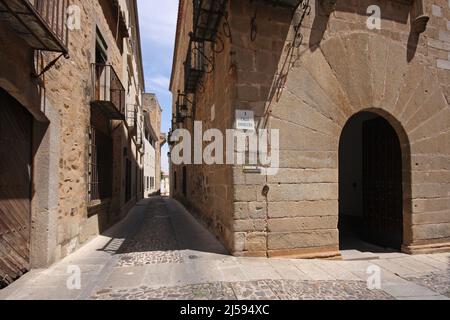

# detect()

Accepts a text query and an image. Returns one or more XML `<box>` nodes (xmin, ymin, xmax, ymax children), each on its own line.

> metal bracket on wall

<box><xmin>413</xmin><ymin>15</ymin><xmax>430</xmax><ymax>34</ymax></box>
<box><xmin>411</xmin><ymin>0</ymin><xmax>429</xmax><ymax>34</ymax></box>
<box><xmin>33</xmin><ymin>52</ymin><xmax>66</xmax><ymax>78</ymax></box>
<box><xmin>260</xmin><ymin>0</ymin><xmax>311</xmax><ymax>130</ymax></box>
<box><xmin>243</xmin><ymin>166</ymin><xmax>262</xmax><ymax>174</ymax></box>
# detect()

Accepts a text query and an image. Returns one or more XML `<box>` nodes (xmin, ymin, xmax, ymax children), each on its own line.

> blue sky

<box><xmin>137</xmin><ymin>0</ymin><xmax>178</xmax><ymax>172</ymax></box>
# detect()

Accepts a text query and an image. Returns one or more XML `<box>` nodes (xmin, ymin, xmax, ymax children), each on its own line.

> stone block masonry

<box><xmin>170</xmin><ymin>0</ymin><xmax>450</xmax><ymax>259</ymax></box>
<box><xmin>0</xmin><ymin>0</ymin><xmax>146</xmax><ymax>272</ymax></box>
<box><xmin>431</xmin><ymin>2</ymin><xmax>450</xmax><ymax>72</ymax></box>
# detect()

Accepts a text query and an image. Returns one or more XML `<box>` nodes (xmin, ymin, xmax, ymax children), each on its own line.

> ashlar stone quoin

<box><xmin>169</xmin><ymin>0</ymin><xmax>450</xmax><ymax>259</ymax></box>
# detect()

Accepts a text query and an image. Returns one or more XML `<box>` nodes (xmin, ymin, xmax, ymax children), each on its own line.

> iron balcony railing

<box><xmin>175</xmin><ymin>113</ymin><xmax>183</xmax><ymax>124</ymax></box>
<box><xmin>88</xmin><ymin>126</ymin><xmax>113</xmax><ymax>203</ymax></box>
<box><xmin>0</xmin><ymin>0</ymin><xmax>69</xmax><ymax>54</ymax></box>
<box><xmin>184</xmin><ymin>39</ymin><xmax>213</xmax><ymax>93</ymax></box>
<box><xmin>126</xmin><ymin>104</ymin><xmax>144</xmax><ymax>147</ymax></box>
<box><xmin>126</xmin><ymin>104</ymin><xmax>138</xmax><ymax>130</ymax></box>
<box><xmin>168</xmin><ymin>129</ymin><xmax>175</xmax><ymax>147</ymax></box>
<box><xmin>177</xmin><ymin>92</ymin><xmax>188</xmax><ymax>114</ymax></box>
<box><xmin>29</xmin><ymin>0</ymin><xmax>70</xmax><ymax>45</ymax></box>
<box><xmin>91</xmin><ymin>64</ymin><xmax>126</xmax><ymax>120</ymax></box>
<box><xmin>136</xmin><ymin>112</ymin><xmax>144</xmax><ymax>148</ymax></box>
<box><xmin>192</xmin><ymin>0</ymin><xmax>227</xmax><ymax>42</ymax></box>
<box><xmin>176</xmin><ymin>92</ymin><xmax>192</xmax><ymax>122</ymax></box>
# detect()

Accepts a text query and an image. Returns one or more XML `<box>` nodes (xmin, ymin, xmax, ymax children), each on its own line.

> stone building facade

<box><xmin>169</xmin><ymin>0</ymin><xmax>450</xmax><ymax>259</ymax></box>
<box><xmin>0</xmin><ymin>0</ymin><xmax>146</xmax><ymax>286</ymax></box>
<box><xmin>161</xmin><ymin>172</ymin><xmax>171</xmax><ymax>196</ymax></box>
<box><xmin>142</xmin><ymin>93</ymin><xmax>165</xmax><ymax>196</ymax></box>
<box><xmin>143</xmin><ymin>93</ymin><xmax>166</xmax><ymax>194</ymax></box>
<box><xmin>143</xmin><ymin>116</ymin><xmax>158</xmax><ymax>196</ymax></box>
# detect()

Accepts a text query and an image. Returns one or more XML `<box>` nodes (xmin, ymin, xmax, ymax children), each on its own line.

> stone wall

<box><xmin>170</xmin><ymin>0</ymin><xmax>236</xmax><ymax>251</ymax></box>
<box><xmin>171</xmin><ymin>0</ymin><xmax>450</xmax><ymax>258</ymax></box>
<box><xmin>229</xmin><ymin>1</ymin><xmax>294</xmax><ymax>257</ymax></box>
<box><xmin>0</xmin><ymin>0</ymin><xmax>144</xmax><ymax>267</ymax></box>
<box><xmin>43</xmin><ymin>0</ymin><xmax>134</xmax><ymax>259</ymax></box>
<box><xmin>228</xmin><ymin>0</ymin><xmax>450</xmax><ymax>257</ymax></box>
<box><xmin>144</xmin><ymin>93</ymin><xmax>164</xmax><ymax>191</ymax></box>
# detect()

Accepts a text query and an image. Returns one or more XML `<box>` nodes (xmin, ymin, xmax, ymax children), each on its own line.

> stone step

<box><xmin>340</xmin><ymin>249</ymin><xmax>381</xmax><ymax>261</ymax></box>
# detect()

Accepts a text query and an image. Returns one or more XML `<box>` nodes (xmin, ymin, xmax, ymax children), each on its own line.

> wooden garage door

<box><xmin>362</xmin><ymin>117</ymin><xmax>403</xmax><ymax>250</ymax></box>
<box><xmin>0</xmin><ymin>88</ymin><xmax>32</xmax><ymax>288</ymax></box>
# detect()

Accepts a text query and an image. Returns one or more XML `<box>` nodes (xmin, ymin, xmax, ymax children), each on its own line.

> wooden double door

<box><xmin>0</xmin><ymin>88</ymin><xmax>32</xmax><ymax>287</ymax></box>
<box><xmin>362</xmin><ymin>117</ymin><xmax>403</xmax><ymax>250</ymax></box>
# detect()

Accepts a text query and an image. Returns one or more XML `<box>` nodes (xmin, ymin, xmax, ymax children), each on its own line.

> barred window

<box><xmin>125</xmin><ymin>158</ymin><xmax>132</xmax><ymax>202</ymax></box>
<box><xmin>88</xmin><ymin>126</ymin><xmax>112</xmax><ymax>203</ymax></box>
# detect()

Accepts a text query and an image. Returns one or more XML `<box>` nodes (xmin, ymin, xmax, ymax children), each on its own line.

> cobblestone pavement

<box><xmin>1</xmin><ymin>197</ymin><xmax>449</xmax><ymax>300</ymax></box>
<box><xmin>117</xmin><ymin>250</ymin><xmax>184</xmax><ymax>267</ymax></box>
<box><xmin>116</xmin><ymin>200</ymin><xmax>184</xmax><ymax>266</ymax></box>
<box><xmin>406</xmin><ymin>272</ymin><xmax>450</xmax><ymax>298</ymax></box>
<box><xmin>91</xmin><ymin>280</ymin><xmax>393</xmax><ymax>300</ymax></box>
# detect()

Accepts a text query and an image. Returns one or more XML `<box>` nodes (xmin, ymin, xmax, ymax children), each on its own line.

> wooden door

<box><xmin>182</xmin><ymin>166</ymin><xmax>187</xmax><ymax>197</ymax></box>
<box><xmin>362</xmin><ymin>117</ymin><xmax>403</xmax><ymax>250</ymax></box>
<box><xmin>0</xmin><ymin>89</ymin><xmax>32</xmax><ymax>287</ymax></box>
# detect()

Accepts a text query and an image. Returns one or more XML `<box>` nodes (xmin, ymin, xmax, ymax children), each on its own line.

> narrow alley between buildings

<box><xmin>1</xmin><ymin>0</ymin><xmax>450</xmax><ymax>305</ymax></box>
<box><xmin>1</xmin><ymin>197</ymin><xmax>448</xmax><ymax>300</ymax></box>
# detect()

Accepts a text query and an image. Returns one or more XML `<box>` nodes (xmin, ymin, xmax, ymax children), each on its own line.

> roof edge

<box><xmin>169</xmin><ymin>0</ymin><xmax>185</xmax><ymax>93</ymax></box>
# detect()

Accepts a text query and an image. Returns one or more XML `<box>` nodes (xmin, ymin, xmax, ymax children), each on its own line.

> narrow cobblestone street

<box><xmin>0</xmin><ymin>197</ymin><xmax>449</xmax><ymax>300</ymax></box>
<box><xmin>2</xmin><ymin>0</ymin><xmax>450</xmax><ymax>306</ymax></box>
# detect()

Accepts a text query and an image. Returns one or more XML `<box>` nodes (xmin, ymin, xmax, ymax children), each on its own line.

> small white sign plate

<box><xmin>236</xmin><ymin>110</ymin><xmax>255</xmax><ymax>131</ymax></box>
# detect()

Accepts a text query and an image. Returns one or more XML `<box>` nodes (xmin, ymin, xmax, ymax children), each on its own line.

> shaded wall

<box><xmin>0</xmin><ymin>0</ymin><xmax>143</xmax><ymax>267</ymax></box>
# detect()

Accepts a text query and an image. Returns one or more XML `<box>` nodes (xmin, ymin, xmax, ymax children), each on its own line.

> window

<box><xmin>150</xmin><ymin>177</ymin><xmax>155</xmax><ymax>189</ymax></box>
<box><xmin>97</xmin><ymin>1</ymin><xmax>126</xmax><ymax>53</ymax></box>
<box><xmin>174</xmin><ymin>171</ymin><xmax>177</xmax><ymax>191</ymax></box>
<box><xmin>93</xmin><ymin>29</ymin><xmax>108</xmax><ymax>102</ymax></box>
<box><xmin>95</xmin><ymin>28</ymin><xmax>108</xmax><ymax>64</ymax></box>
<box><xmin>88</xmin><ymin>127</ymin><xmax>113</xmax><ymax>202</ymax></box>
<box><xmin>125</xmin><ymin>158</ymin><xmax>132</xmax><ymax>202</ymax></box>
<box><xmin>133</xmin><ymin>163</ymin><xmax>137</xmax><ymax>197</ymax></box>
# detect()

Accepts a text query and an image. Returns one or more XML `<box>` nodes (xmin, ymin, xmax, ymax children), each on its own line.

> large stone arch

<box><xmin>269</xmin><ymin>31</ymin><xmax>450</xmax><ymax>256</ymax></box>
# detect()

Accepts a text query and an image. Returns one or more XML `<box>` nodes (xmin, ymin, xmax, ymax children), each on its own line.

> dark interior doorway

<box><xmin>339</xmin><ymin>112</ymin><xmax>403</xmax><ymax>252</ymax></box>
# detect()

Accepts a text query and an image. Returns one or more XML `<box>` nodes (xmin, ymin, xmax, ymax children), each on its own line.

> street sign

<box><xmin>235</xmin><ymin>110</ymin><xmax>255</xmax><ymax>131</ymax></box>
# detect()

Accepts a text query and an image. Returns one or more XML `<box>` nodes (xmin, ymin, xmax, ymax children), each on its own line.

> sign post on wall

<box><xmin>235</xmin><ymin>110</ymin><xmax>261</xmax><ymax>173</ymax></box>
<box><xmin>235</xmin><ymin>110</ymin><xmax>255</xmax><ymax>131</ymax></box>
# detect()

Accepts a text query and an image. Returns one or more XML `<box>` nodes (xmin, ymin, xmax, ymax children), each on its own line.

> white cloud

<box><xmin>137</xmin><ymin>0</ymin><xmax>177</xmax><ymax>165</ymax></box>
<box><xmin>137</xmin><ymin>0</ymin><xmax>178</xmax><ymax>47</ymax></box>
<box><xmin>146</xmin><ymin>75</ymin><xmax>170</xmax><ymax>92</ymax></box>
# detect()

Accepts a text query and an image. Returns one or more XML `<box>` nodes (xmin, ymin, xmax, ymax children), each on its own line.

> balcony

<box><xmin>176</xmin><ymin>92</ymin><xmax>192</xmax><ymax>121</ymax></box>
<box><xmin>126</xmin><ymin>104</ymin><xmax>144</xmax><ymax>148</ymax></box>
<box><xmin>91</xmin><ymin>64</ymin><xmax>126</xmax><ymax>120</ymax></box>
<box><xmin>184</xmin><ymin>39</ymin><xmax>212</xmax><ymax>94</ymax></box>
<box><xmin>192</xmin><ymin>0</ymin><xmax>227</xmax><ymax>42</ymax></box>
<box><xmin>126</xmin><ymin>104</ymin><xmax>138</xmax><ymax>130</ymax></box>
<box><xmin>135</xmin><ymin>112</ymin><xmax>143</xmax><ymax>148</ymax></box>
<box><xmin>0</xmin><ymin>0</ymin><xmax>69</xmax><ymax>54</ymax></box>
<box><xmin>175</xmin><ymin>111</ymin><xmax>185</xmax><ymax>125</ymax></box>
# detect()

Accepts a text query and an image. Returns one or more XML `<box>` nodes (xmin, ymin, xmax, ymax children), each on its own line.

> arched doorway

<box><xmin>339</xmin><ymin>112</ymin><xmax>403</xmax><ymax>251</ymax></box>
